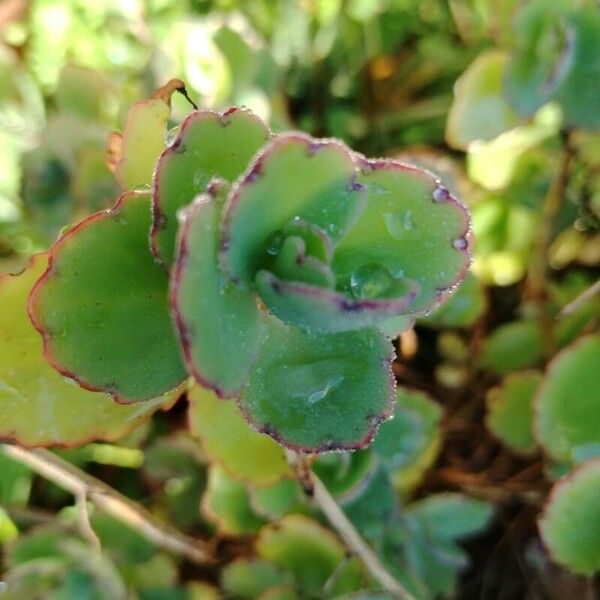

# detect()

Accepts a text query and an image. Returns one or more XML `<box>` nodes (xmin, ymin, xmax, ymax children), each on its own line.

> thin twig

<box><xmin>559</xmin><ymin>278</ymin><xmax>600</xmax><ymax>316</ymax></box>
<box><xmin>286</xmin><ymin>451</ymin><xmax>415</xmax><ymax>600</ymax></box>
<box><xmin>1</xmin><ymin>444</ymin><xmax>214</xmax><ymax>565</ymax></box>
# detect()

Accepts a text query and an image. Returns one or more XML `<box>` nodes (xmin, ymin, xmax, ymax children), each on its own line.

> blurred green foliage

<box><xmin>1</xmin><ymin>0</ymin><xmax>599</xmax><ymax>598</ymax></box>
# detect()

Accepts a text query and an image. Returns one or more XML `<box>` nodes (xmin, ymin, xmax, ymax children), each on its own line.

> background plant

<box><xmin>1</xmin><ymin>1</ymin><xmax>599</xmax><ymax>599</ymax></box>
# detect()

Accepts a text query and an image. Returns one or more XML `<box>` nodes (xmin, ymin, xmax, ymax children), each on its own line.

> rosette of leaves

<box><xmin>28</xmin><ymin>99</ymin><xmax>471</xmax><ymax>453</ymax></box>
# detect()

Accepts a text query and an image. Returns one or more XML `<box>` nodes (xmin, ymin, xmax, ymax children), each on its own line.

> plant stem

<box><xmin>286</xmin><ymin>451</ymin><xmax>415</xmax><ymax>600</ymax></box>
<box><xmin>0</xmin><ymin>444</ymin><xmax>214</xmax><ymax>565</ymax></box>
<box><xmin>527</xmin><ymin>133</ymin><xmax>575</xmax><ymax>356</ymax></box>
<box><xmin>559</xmin><ymin>278</ymin><xmax>600</xmax><ymax>316</ymax></box>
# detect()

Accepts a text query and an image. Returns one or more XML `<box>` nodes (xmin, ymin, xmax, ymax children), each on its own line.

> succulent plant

<box><xmin>26</xmin><ymin>101</ymin><xmax>471</xmax><ymax>453</ymax></box>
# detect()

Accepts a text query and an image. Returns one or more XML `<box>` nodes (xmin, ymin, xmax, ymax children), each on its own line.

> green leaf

<box><xmin>0</xmin><ymin>254</ymin><xmax>177</xmax><ymax>445</ymax></box>
<box><xmin>201</xmin><ymin>465</ymin><xmax>265</xmax><ymax>535</ymax></box>
<box><xmin>152</xmin><ymin>107</ymin><xmax>270</xmax><ymax>265</ymax></box>
<box><xmin>28</xmin><ymin>193</ymin><xmax>187</xmax><ymax>403</ymax></box>
<box><xmin>188</xmin><ymin>384</ymin><xmax>291</xmax><ymax>485</ymax></box>
<box><xmin>539</xmin><ymin>458</ymin><xmax>600</xmax><ymax>575</ymax></box>
<box><xmin>170</xmin><ymin>184</ymin><xmax>264</xmax><ymax>397</ymax></box>
<box><xmin>248</xmin><ymin>479</ymin><xmax>303</xmax><ymax>520</ymax></box>
<box><xmin>535</xmin><ymin>335</ymin><xmax>600</xmax><ymax>463</ymax></box>
<box><xmin>256</xmin><ymin>515</ymin><xmax>364</xmax><ymax>597</ymax></box>
<box><xmin>254</xmin><ymin>269</ymin><xmax>418</xmax><ymax>333</ymax></box>
<box><xmin>238</xmin><ymin>319</ymin><xmax>395</xmax><ymax>452</ymax></box>
<box><xmin>486</xmin><ymin>371</ymin><xmax>542</xmax><ymax>454</ymax></box>
<box><xmin>312</xmin><ymin>450</ymin><xmax>378</xmax><ymax>500</ymax></box>
<box><xmin>333</xmin><ymin>159</ymin><xmax>471</xmax><ymax>316</ymax></box>
<box><xmin>221</xmin><ymin>559</ymin><xmax>292</xmax><ymax>599</ymax></box>
<box><xmin>480</xmin><ymin>320</ymin><xmax>544</xmax><ymax>375</ymax></box>
<box><xmin>446</xmin><ymin>50</ymin><xmax>519</xmax><ymax>150</ymax></box>
<box><xmin>406</xmin><ymin>493</ymin><xmax>494</xmax><ymax>541</ymax></box>
<box><xmin>114</xmin><ymin>98</ymin><xmax>171</xmax><ymax>190</ymax></box>
<box><xmin>221</xmin><ymin>133</ymin><xmax>365</xmax><ymax>289</ymax></box>
<box><xmin>419</xmin><ymin>272</ymin><xmax>486</xmax><ymax>329</ymax></box>
<box><xmin>258</xmin><ymin>586</ymin><xmax>299</xmax><ymax>600</ymax></box>
<box><xmin>506</xmin><ymin>1</ymin><xmax>600</xmax><ymax>130</ymax></box>
<box><xmin>373</xmin><ymin>387</ymin><xmax>442</xmax><ymax>493</ymax></box>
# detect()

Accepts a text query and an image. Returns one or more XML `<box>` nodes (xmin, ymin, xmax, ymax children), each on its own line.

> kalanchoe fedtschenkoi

<box><xmin>29</xmin><ymin>101</ymin><xmax>471</xmax><ymax>452</ymax></box>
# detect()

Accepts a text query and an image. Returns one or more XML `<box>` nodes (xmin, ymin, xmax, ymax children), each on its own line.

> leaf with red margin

<box><xmin>170</xmin><ymin>182</ymin><xmax>264</xmax><ymax>397</ymax></box>
<box><xmin>220</xmin><ymin>133</ymin><xmax>366</xmax><ymax>289</ymax></box>
<box><xmin>539</xmin><ymin>458</ymin><xmax>600</xmax><ymax>575</ymax></box>
<box><xmin>113</xmin><ymin>98</ymin><xmax>171</xmax><ymax>190</ymax></box>
<box><xmin>0</xmin><ymin>254</ymin><xmax>180</xmax><ymax>447</ymax></box>
<box><xmin>255</xmin><ymin>269</ymin><xmax>419</xmax><ymax>333</ymax></box>
<box><xmin>152</xmin><ymin>107</ymin><xmax>270</xmax><ymax>266</ymax></box>
<box><xmin>188</xmin><ymin>384</ymin><xmax>291</xmax><ymax>485</ymax></box>
<box><xmin>332</xmin><ymin>158</ymin><xmax>471</xmax><ymax>316</ymax></box>
<box><xmin>28</xmin><ymin>192</ymin><xmax>187</xmax><ymax>403</ymax></box>
<box><xmin>238</xmin><ymin>318</ymin><xmax>395</xmax><ymax>452</ymax></box>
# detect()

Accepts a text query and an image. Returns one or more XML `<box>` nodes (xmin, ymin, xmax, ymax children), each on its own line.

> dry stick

<box><xmin>286</xmin><ymin>451</ymin><xmax>415</xmax><ymax>600</ymax></box>
<box><xmin>559</xmin><ymin>278</ymin><xmax>600</xmax><ymax>317</ymax></box>
<box><xmin>1</xmin><ymin>444</ymin><xmax>214</xmax><ymax>565</ymax></box>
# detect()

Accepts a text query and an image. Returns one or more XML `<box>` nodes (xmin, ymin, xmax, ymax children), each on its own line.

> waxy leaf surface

<box><xmin>171</xmin><ymin>184</ymin><xmax>263</xmax><ymax>397</ymax></box>
<box><xmin>188</xmin><ymin>384</ymin><xmax>290</xmax><ymax>485</ymax></box>
<box><xmin>540</xmin><ymin>458</ymin><xmax>600</xmax><ymax>575</ymax></box>
<box><xmin>238</xmin><ymin>320</ymin><xmax>395</xmax><ymax>452</ymax></box>
<box><xmin>221</xmin><ymin>133</ymin><xmax>365</xmax><ymax>288</ymax></box>
<box><xmin>0</xmin><ymin>255</ymin><xmax>175</xmax><ymax>446</ymax></box>
<box><xmin>333</xmin><ymin>160</ymin><xmax>471</xmax><ymax>316</ymax></box>
<box><xmin>152</xmin><ymin>108</ymin><xmax>270</xmax><ymax>265</ymax></box>
<box><xmin>29</xmin><ymin>192</ymin><xmax>187</xmax><ymax>402</ymax></box>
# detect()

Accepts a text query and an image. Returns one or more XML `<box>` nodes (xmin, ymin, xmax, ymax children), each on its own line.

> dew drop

<box><xmin>350</xmin><ymin>264</ymin><xmax>394</xmax><ymax>299</ymax></box>
<box><xmin>265</xmin><ymin>230</ymin><xmax>284</xmax><ymax>256</ymax></box>
<box><xmin>432</xmin><ymin>186</ymin><xmax>450</xmax><ymax>203</ymax></box>
<box><xmin>452</xmin><ymin>237</ymin><xmax>468</xmax><ymax>251</ymax></box>
<box><xmin>384</xmin><ymin>211</ymin><xmax>413</xmax><ymax>239</ymax></box>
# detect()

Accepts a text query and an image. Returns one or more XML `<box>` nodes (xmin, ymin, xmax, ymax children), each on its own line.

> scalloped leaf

<box><xmin>332</xmin><ymin>159</ymin><xmax>471</xmax><ymax>316</ymax></box>
<box><xmin>152</xmin><ymin>107</ymin><xmax>270</xmax><ymax>265</ymax></box>
<box><xmin>486</xmin><ymin>371</ymin><xmax>542</xmax><ymax>455</ymax></box>
<box><xmin>170</xmin><ymin>184</ymin><xmax>264</xmax><ymax>397</ymax></box>
<box><xmin>446</xmin><ymin>50</ymin><xmax>519</xmax><ymax>150</ymax></box>
<box><xmin>256</xmin><ymin>515</ymin><xmax>364</xmax><ymax>597</ymax></box>
<box><xmin>238</xmin><ymin>319</ymin><xmax>395</xmax><ymax>452</ymax></box>
<box><xmin>28</xmin><ymin>193</ymin><xmax>187</xmax><ymax>403</ymax></box>
<box><xmin>373</xmin><ymin>387</ymin><xmax>442</xmax><ymax>493</ymax></box>
<box><xmin>505</xmin><ymin>1</ymin><xmax>600</xmax><ymax>130</ymax></box>
<box><xmin>114</xmin><ymin>98</ymin><xmax>171</xmax><ymax>190</ymax></box>
<box><xmin>221</xmin><ymin>133</ymin><xmax>365</xmax><ymax>289</ymax></box>
<box><xmin>535</xmin><ymin>335</ymin><xmax>600</xmax><ymax>463</ymax></box>
<box><xmin>539</xmin><ymin>458</ymin><xmax>600</xmax><ymax>575</ymax></box>
<box><xmin>188</xmin><ymin>384</ymin><xmax>291</xmax><ymax>485</ymax></box>
<box><xmin>0</xmin><ymin>254</ymin><xmax>177</xmax><ymax>446</ymax></box>
<box><xmin>201</xmin><ymin>465</ymin><xmax>265</xmax><ymax>535</ymax></box>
